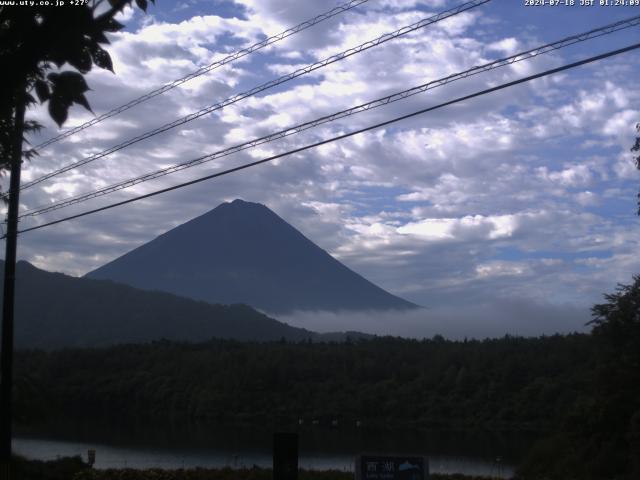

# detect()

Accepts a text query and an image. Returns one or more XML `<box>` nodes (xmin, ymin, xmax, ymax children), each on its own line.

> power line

<box><xmin>13</xmin><ymin>42</ymin><xmax>640</xmax><ymax>238</ymax></box>
<box><xmin>19</xmin><ymin>0</ymin><xmax>490</xmax><ymax>193</ymax></box>
<box><xmin>19</xmin><ymin>14</ymin><xmax>640</xmax><ymax>218</ymax></box>
<box><xmin>33</xmin><ymin>0</ymin><xmax>372</xmax><ymax>150</ymax></box>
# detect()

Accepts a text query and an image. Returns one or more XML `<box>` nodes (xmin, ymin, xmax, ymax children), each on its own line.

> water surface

<box><xmin>15</xmin><ymin>420</ymin><xmax>531</xmax><ymax>478</ymax></box>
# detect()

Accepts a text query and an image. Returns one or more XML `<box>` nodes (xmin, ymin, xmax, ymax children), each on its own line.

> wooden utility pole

<box><xmin>0</xmin><ymin>94</ymin><xmax>26</xmax><ymax>479</ymax></box>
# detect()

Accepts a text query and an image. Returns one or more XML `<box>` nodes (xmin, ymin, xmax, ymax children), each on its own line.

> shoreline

<box><xmin>14</xmin><ymin>457</ymin><xmax>511</xmax><ymax>480</ymax></box>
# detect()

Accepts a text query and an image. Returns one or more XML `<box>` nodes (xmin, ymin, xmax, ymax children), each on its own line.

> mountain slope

<box><xmin>1</xmin><ymin>260</ymin><xmax>319</xmax><ymax>349</ymax></box>
<box><xmin>85</xmin><ymin>199</ymin><xmax>417</xmax><ymax>313</ymax></box>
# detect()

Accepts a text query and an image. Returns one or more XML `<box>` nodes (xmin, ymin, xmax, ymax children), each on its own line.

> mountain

<box><xmin>1</xmin><ymin>260</ymin><xmax>322</xmax><ymax>349</ymax></box>
<box><xmin>85</xmin><ymin>199</ymin><xmax>417</xmax><ymax>313</ymax></box>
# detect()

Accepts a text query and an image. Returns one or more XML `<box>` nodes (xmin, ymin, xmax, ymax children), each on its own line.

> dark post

<box><xmin>273</xmin><ymin>432</ymin><xmax>298</xmax><ymax>480</ymax></box>
<box><xmin>0</xmin><ymin>94</ymin><xmax>26</xmax><ymax>479</ymax></box>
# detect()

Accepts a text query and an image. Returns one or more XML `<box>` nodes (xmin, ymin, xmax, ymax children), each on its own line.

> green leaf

<box><xmin>102</xmin><ymin>17</ymin><xmax>124</xmax><ymax>33</ymax></box>
<box><xmin>93</xmin><ymin>30</ymin><xmax>111</xmax><ymax>45</ymax></box>
<box><xmin>34</xmin><ymin>80</ymin><xmax>50</xmax><ymax>102</ymax></box>
<box><xmin>48</xmin><ymin>71</ymin><xmax>90</xmax><ymax>94</ymax></box>
<box><xmin>47</xmin><ymin>71</ymin><xmax>93</xmax><ymax>121</ymax></box>
<box><xmin>24</xmin><ymin>92</ymin><xmax>36</xmax><ymax>106</ymax></box>
<box><xmin>48</xmin><ymin>98</ymin><xmax>68</xmax><ymax>127</ymax></box>
<box><xmin>90</xmin><ymin>44</ymin><xmax>113</xmax><ymax>72</ymax></box>
<box><xmin>74</xmin><ymin>92</ymin><xmax>93</xmax><ymax>113</ymax></box>
<box><xmin>49</xmin><ymin>53</ymin><xmax>66</xmax><ymax>68</ymax></box>
<box><xmin>67</xmin><ymin>47</ymin><xmax>93</xmax><ymax>74</ymax></box>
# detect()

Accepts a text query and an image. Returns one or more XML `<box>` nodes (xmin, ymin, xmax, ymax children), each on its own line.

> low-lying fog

<box><xmin>277</xmin><ymin>298</ymin><xmax>591</xmax><ymax>339</ymax></box>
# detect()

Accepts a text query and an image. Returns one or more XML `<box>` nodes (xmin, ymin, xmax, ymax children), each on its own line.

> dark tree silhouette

<box><xmin>631</xmin><ymin>124</ymin><xmax>640</xmax><ymax>215</ymax></box>
<box><xmin>584</xmin><ymin>277</ymin><xmax>640</xmax><ymax>480</ymax></box>
<box><xmin>517</xmin><ymin>277</ymin><xmax>640</xmax><ymax>480</ymax></box>
<box><xmin>590</xmin><ymin>275</ymin><xmax>640</xmax><ymax>334</ymax></box>
<box><xmin>0</xmin><ymin>0</ymin><xmax>154</xmax><ymax>150</ymax></box>
<box><xmin>0</xmin><ymin>1</ymin><xmax>154</xmax><ymax>476</ymax></box>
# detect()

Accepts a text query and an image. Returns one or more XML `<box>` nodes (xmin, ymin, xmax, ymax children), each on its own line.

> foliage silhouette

<box><xmin>0</xmin><ymin>0</ymin><xmax>154</xmax><ymax>183</ymax></box>
<box><xmin>518</xmin><ymin>276</ymin><xmax>640</xmax><ymax>479</ymax></box>
<box><xmin>13</xmin><ymin>275</ymin><xmax>640</xmax><ymax>480</ymax></box>
<box><xmin>73</xmin><ymin>467</ymin><xmax>487</xmax><ymax>480</ymax></box>
<box><xmin>14</xmin><ymin>334</ymin><xmax>594</xmax><ymax>432</ymax></box>
<box><xmin>12</xmin><ymin>454</ymin><xmax>89</xmax><ymax>480</ymax></box>
<box><xmin>631</xmin><ymin>125</ymin><xmax>640</xmax><ymax>214</ymax></box>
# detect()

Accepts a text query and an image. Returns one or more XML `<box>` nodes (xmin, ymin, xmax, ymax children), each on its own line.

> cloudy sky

<box><xmin>5</xmin><ymin>0</ymin><xmax>640</xmax><ymax>337</ymax></box>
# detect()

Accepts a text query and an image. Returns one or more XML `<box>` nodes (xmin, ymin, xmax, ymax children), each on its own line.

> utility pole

<box><xmin>0</xmin><ymin>93</ymin><xmax>26</xmax><ymax>480</ymax></box>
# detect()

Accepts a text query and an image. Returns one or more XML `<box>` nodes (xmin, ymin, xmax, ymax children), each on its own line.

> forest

<box><xmin>14</xmin><ymin>334</ymin><xmax>593</xmax><ymax>431</ymax></box>
<box><xmin>11</xmin><ymin>276</ymin><xmax>640</xmax><ymax>479</ymax></box>
<box><xmin>12</xmin><ymin>457</ymin><xmax>489</xmax><ymax>480</ymax></box>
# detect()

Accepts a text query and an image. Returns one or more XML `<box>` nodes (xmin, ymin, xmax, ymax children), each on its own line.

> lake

<box><xmin>14</xmin><ymin>420</ymin><xmax>535</xmax><ymax>478</ymax></box>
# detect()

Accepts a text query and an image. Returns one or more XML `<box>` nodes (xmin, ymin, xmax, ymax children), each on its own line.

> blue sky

<box><xmin>6</xmin><ymin>0</ymin><xmax>640</xmax><ymax>337</ymax></box>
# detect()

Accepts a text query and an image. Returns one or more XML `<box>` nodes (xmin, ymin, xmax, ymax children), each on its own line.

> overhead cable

<box><xmin>33</xmin><ymin>0</ymin><xmax>372</xmax><ymax>150</ymax></box>
<box><xmin>20</xmin><ymin>14</ymin><xmax>640</xmax><ymax>218</ymax></box>
<box><xmin>13</xmin><ymin>42</ymin><xmax>640</xmax><ymax>237</ymax></box>
<box><xmin>19</xmin><ymin>0</ymin><xmax>490</xmax><ymax>193</ymax></box>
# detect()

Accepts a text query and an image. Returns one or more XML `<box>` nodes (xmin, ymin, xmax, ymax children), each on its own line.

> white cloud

<box><xmin>487</xmin><ymin>37</ymin><xmax>519</xmax><ymax>55</ymax></box>
<box><xmin>475</xmin><ymin>261</ymin><xmax>528</xmax><ymax>278</ymax></box>
<box><xmin>537</xmin><ymin>164</ymin><xmax>593</xmax><ymax>188</ymax></box>
<box><xmin>7</xmin><ymin>0</ymin><xmax>640</xmax><ymax>339</ymax></box>
<box><xmin>575</xmin><ymin>191</ymin><xmax>599</xmax><ymax>207</ymax></box>
<box><xmin>397</xmin><ymin>213</ymin><xmax>520</xmax><ymax>241</ymax></box>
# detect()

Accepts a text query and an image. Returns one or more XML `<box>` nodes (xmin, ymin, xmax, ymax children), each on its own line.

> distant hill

<box><xmin>0</xmin><ymin>260</ymin><xmax>324</xmax><ymax>349</ymax></box>
<box><xmin>86</xmin><ymin>199</ymin><xmax>418</xmax><ymax>313</ymax></box>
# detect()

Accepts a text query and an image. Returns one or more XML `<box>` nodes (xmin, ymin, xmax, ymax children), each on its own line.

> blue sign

<box><xmin>357</xmin><ymin>456</ymin><xmax>428</xmax><ymax>480</ymax></box>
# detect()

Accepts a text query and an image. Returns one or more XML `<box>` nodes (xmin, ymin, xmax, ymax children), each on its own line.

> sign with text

<box><xmin>356</xmin><ymin>456</ymin><xmax>428</xmax><ymax>480</ymax></box>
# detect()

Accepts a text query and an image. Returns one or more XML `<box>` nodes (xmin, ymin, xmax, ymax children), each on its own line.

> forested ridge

<box><xmin>15</xmin><ymin>334</ymin><xmax>593</xmax><ymax>430</ymax></box>
<box><xmin>0</xmin><ymin>261</ymin><xmax>322</xmax><ymax>348</ymax></box>
<box><xmin>12</xmin><ymin>276</ymin><xmax>640</xmax><ymax>479</ymax></box>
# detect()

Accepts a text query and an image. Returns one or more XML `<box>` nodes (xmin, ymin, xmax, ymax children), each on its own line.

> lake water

<box><xmin>14</xmin><ymin>421</ymin><xmax>532</xmax><ymax>478</ymax></box>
